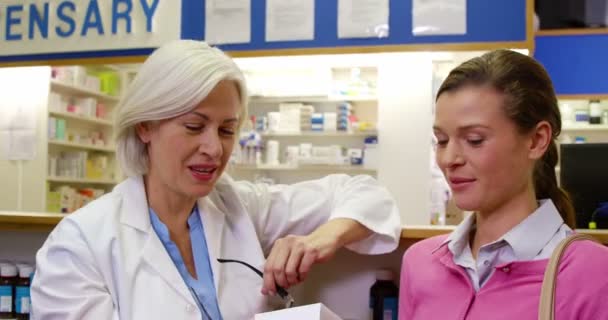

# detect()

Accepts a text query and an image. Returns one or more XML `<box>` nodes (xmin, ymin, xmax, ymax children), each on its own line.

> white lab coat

<box><xmin>31</xmin><ymin>174</ymin><xmax>401</xmax><ymax>320</ymax></box>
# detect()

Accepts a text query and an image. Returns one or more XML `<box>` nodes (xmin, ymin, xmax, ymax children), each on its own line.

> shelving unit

<box><xmin>563</xmin><ymin>124</ymin><xmax>608</xmax><ymax>132</ymax></box>
<box><xmin>48</xmin><ymin>140</ymin><xmax>115</xmax><ymax>153</ymax></box>
<box><xmin>50</xmin><ymin>80</ymin><xmax>120</xmax><ymax>103</ymax></box>
<box><xmin>46</xmin><ymin>66</ymin><xmax>124</xmax><ymax>213</ymax></box>
<box><xmin>234</xmin><ymin>63</ymin><xmax>380</xmax><ymax>184</ymax></box>
<box><xmin>46</xmin><ymin>176</ymin><xmax>118</xmax><ymax>185</ymax></box>
<box><xmin>261</xmin><ymin>130</ymin><xmax>378</xmax><ymax>138</ymax></box>
<box><xmin>49</xmin><ymin>110</ymin><xmax>112</xmax><ymax>126</ymax></box>
<box><xmin>557</xmin><ymin>99</ymin><xmax>608</xmax><ymax>192</ymax></box>
<box><xmin>249</xmin><ymin>95</ymin><xmax>377</xmax><ymax>103</ymax></box>
<box><xmin>232</xmin><ymin>164</ymin><xmax>376</xmax><ymax>174</ymax></box>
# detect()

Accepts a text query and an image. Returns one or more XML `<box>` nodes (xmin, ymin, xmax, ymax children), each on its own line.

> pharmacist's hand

<box><xmin>261</xmin><ymin>230</ymin><xmax>340</xmax><ymax>295</ymax></box>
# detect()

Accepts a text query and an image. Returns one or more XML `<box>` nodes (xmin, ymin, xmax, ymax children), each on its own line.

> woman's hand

<box><xmin>261</xmin><ymin>218</ymin><xmax>371</xmax><ymax>295</ymax></box>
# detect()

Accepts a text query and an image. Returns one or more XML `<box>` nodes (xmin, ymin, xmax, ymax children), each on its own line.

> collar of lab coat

<box><xmin>115</xmin><ymin>175</ymin><xmax>228</xmax><ymax>304</ymax></box>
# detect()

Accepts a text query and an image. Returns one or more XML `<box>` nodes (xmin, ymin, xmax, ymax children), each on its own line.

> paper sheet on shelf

<box><xmin>266</xmin><ymin>0</ymin><xmax>315</xmax><ymax>42</ymax></box>
<box><xmin>338</xmin><ymin>0</ymin><xmax>389</xmax><ymax>39</ymax></box>
<box><xmin>412</xmin><ymin>0</ymin><xmax>466</xmax><ymax>36</ymax></box>
<box><xmin>0</xmin><ymin>66</ymin><xmax>49</xmax><ymax>160</ymax></box>
<box><xmin>0</xmin><ymin>102</ymin><xmax>40</xmax><ymax>161</ymax></box>
<box><xmin>205</xmin><ymin>0</ymin><xmax>251</xmax><ymax>45</ymax></box>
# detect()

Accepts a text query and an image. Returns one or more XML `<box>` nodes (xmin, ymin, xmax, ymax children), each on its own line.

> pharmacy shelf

<box><xmin>400</xmin><ymin>225</ymin><xmax>608</xmax><ymax>244</ymax></box>
<box><xmin>86</xmin><ymin>64</ymin><xmax>123</xmax><ymax>73</ymax></box>
<box><xmin>562</xmin><ymin>124</ymin><xmax>608</xmax><ymax>131</ymax></box>
<box><xmin>47</xmin><ymin>176</ymin><xmax>118</xmax><ymax>185</ymax></box>
<box><xmin>232</xmin><ymin>164</ymin><xmax>377</xmax><ymax>174</ymax></box>
<box><xmin>49</xmin><ymin>110</ymin><xmax>113</xmax><ymax>126</ymax></box>
<box><xmin>261</xmin><ymin>130</ymin><xmax>378</xmax><ymax>138</ymax></box>
<box><xmin>48</xmin><ymin>140</ymin><xmax>116</xmax><ymax>153</ymax></box>
<box><xmin>50</xmin><ymin>80</ymin><xmax>120</xmax><ymax>103</ymax></box>
<box><xmin>249</xmin><ymin>95</ymin><xmax>377</xmax><ymax>103</ymax></box>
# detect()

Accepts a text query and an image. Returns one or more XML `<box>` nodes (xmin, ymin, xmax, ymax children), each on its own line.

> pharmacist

<box><xmin>31</xmin><ymin>40</ymin><xmax>401</xmax><ymax>320</ymax></box>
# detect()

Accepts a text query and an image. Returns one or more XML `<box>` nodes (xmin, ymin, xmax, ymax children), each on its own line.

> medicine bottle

<box><xmin>15</xmin><ymin>265</ymin><xmax>34</xmax><ymax>320</ymax></box>
<box><xmin>589</xmin><ymin>100</ymin><xmax>602</xmax><ymax>124</ymax></box>
<box><xmin>0</xmin><ymin>263</ymin><xmax>17</xmax><ymax>319</ymax></box>
<box><xmin>369</xmin><ymin>269</ymin><xmax>399</xmax><ymax>320</ymax></box>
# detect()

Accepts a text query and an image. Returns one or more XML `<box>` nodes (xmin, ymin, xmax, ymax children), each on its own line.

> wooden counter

<box><xmin>0</xmin><ymin>211</ymin><xmax>64</xmax><ymax>232</ymax></box>
<box><xmin>401</xmin><ymin>225</ymin><xmax>608</xmax><ymax>244</ymax></box>
<box><xmin>2</xmin><ymin>211</ymin><xmax>608</xmax><ymax>244</ymax></box>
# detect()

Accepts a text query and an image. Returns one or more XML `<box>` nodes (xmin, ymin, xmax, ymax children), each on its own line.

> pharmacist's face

<box><xmin>138</xmin><ymin>81</ymin><xmax>240</xmax><ymax>198</ymax></box>
<box><xmin>433</xmin><ymin>85</ymin><xmax>533</xmax><ymax>213</ymax></box>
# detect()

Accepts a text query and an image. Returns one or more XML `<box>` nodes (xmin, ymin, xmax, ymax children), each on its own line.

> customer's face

<box><xmin>139</xmin><ymin>80</ymin><xmax>240</xmax><ymax>199</ymax></box>
<box><xmin>433</xmin><ymin>85</ymin><xmax>534</xmax><ymax>213</ymax></box>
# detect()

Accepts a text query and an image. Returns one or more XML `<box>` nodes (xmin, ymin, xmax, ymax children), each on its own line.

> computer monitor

<box><xmin>560</xmin><ymin>143</ymin><xmax>608</xmax><ymax>228</ymax></box>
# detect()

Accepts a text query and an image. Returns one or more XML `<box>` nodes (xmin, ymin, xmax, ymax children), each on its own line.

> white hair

<box><xmin>114</xmin><ymin>40</ymin><xmax>248</xmax><ymax>177</ymax></box>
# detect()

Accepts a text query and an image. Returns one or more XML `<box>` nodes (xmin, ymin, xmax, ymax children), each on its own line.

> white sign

<box><xmin>0</xmin><ymin>0</ymin><xmax>181</xmax><ymax>56</ymax></box>
<box><xmin>412</xmin><ymin>0</ymin><xmax>467</xmax><ymax>36</ymax></box>
<box><xmin>338</xmin><ymin>0</ymin><xmax>389</xmax><ymax>39</ymax></box>
<box><xmin>266</xmin><ymin>0</ymin><xmax>315</xmax><ymax>42</ymax></box>
<box><xmin>205</xmin><ymin>0</ymin><xmax>251</xmax><ymax>45</ymax></box>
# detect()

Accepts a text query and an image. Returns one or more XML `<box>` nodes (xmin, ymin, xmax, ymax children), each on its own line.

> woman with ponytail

<box><xmin>399</xmin><ymin>50</ymin><xmax>608</xmax><ymax>319</ymax></box>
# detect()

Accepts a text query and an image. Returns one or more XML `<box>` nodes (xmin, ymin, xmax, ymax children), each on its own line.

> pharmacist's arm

<box><xmin>262</xmin><ymin>217</ymin><xmax>372</xmax><ymax>294</ymax></box>
<box><xmin>31</xmin><ymin>219</ymin><xmax>117</xmax><ymax>320</ymax></box>
<box><xmin>235</xmin><ymin>173</ymin><xmax>400</xmax><ymax>294</ymax></box>
<box><xmin>236</xmin><ymin>173</ymin><xmax>401</xmax><ymax>256</ymax></box>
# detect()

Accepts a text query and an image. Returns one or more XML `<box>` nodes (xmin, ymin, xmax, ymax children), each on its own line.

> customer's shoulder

<box><xmin>553</xmin><ymin>239</ymin><xmax>608</xmax><ymax>296</ymax></box>
<box><xmin>402</xmin><ymin>234</ymin><xmax>449</xmax><ymax>263</ymax></box>
<box><xmin>562</xmin><ymin>238</ymin><xmax>608</xmax><ymax>271</ymax></box>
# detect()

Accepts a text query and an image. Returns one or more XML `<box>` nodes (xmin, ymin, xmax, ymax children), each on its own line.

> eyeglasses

<box><xmin>217</xmin><ymin>258</ymin><xmax>295</xmax><ymax>308</ymax></box>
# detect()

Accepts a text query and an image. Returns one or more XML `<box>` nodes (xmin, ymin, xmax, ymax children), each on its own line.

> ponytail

<box><xmin>534</xmin><ymin>141</ymin><xmax>576</xmax><ymax>228</ymax></box>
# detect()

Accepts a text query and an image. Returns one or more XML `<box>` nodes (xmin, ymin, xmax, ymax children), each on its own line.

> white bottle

<box><xmin>430</xmin><ymin>186</ymin><xmax>448</xmax><ymax>225</ymax></box>
<box><xmin>589</xmin><ymin>100</ymin><xmax>602</xmax><ymax>124</ymax></box>
<box><xmin>560</xmin><ymin>103</ymin><xmax>574</xmax><ymax>125</ymax></box>
<box><xmin>265</xmin><ymin>140</ymin><xmax>280</xmax><ymax>166</ymax></box>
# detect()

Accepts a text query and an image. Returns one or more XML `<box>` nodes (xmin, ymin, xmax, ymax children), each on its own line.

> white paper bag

<box><xmin>255</xmin><ymin>303</ymin><xmax>343</xmax><ymax>320</ymax></box>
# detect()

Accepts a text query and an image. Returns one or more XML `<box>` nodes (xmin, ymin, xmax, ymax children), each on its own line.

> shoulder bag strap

<box><xmin>538</xmin><ymin>233</ymin><xmax>600</xmax><ymax>320</ymax></box>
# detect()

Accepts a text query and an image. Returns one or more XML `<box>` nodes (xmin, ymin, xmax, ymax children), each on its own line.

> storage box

<box><xmin>84</xmin><ymin>75</ymin><xmax>101</xmax><ymax>92</ymax></box>
<box><xmin>98</xmin><ymin>72</ymin><xmax>120</xmax><ymax>96</ymax></box>
<box><xmin>255</xmin><ymin>303</ymin><xmax>342</xmax><ymax>320</ymax></box>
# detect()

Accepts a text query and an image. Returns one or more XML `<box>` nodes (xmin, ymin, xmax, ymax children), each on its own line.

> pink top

<box><xmin>399</xmin><ymin>234</ymin><xmax>608</xmax><ymax>320</ymax></box>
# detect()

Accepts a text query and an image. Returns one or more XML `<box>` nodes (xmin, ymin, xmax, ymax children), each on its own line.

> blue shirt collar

<box><xmin>149</xmin><ymin>206</ymin><xmax>201</xmax><ymax>241</ymax></box>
